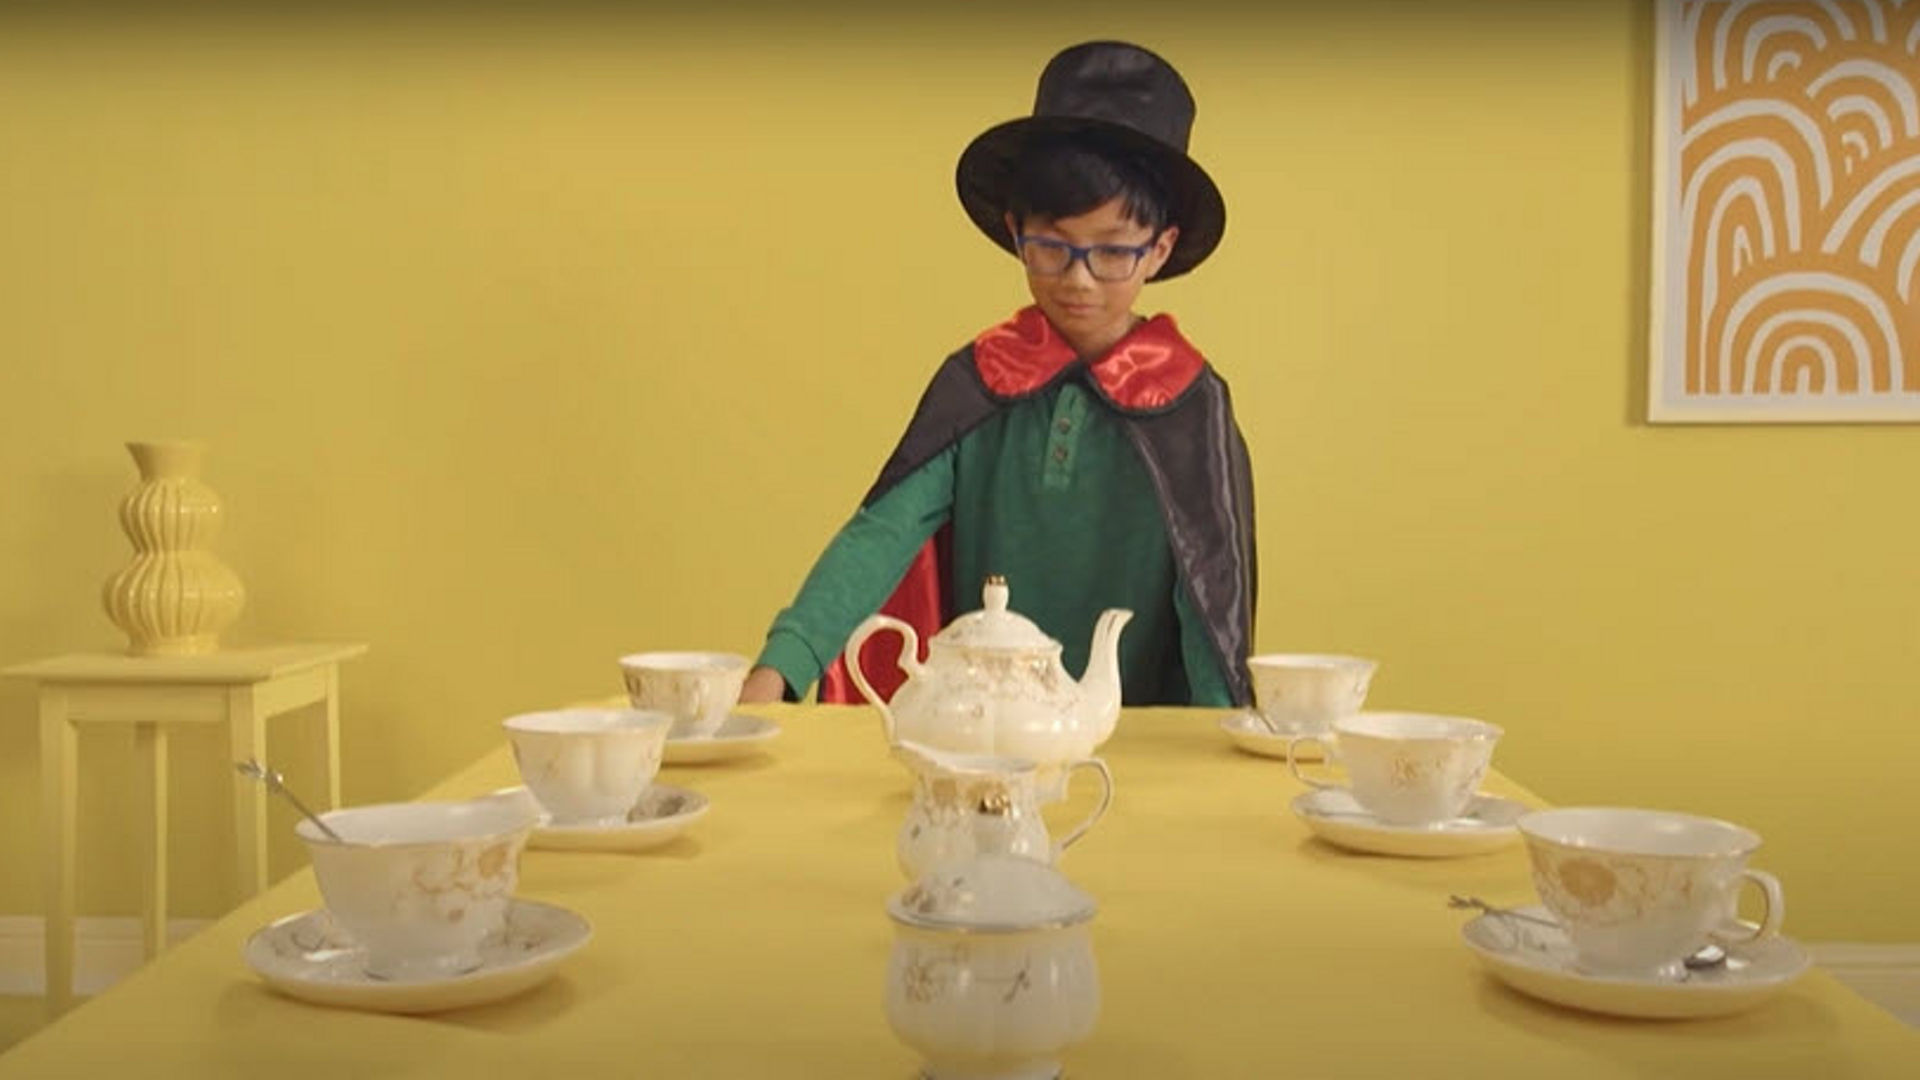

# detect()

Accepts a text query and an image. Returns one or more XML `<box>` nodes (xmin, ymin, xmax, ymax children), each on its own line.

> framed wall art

<box><xmin>1651</xmin><ymin>0</ymin><xmax>1920</xmax><ymax>422</ymax></box>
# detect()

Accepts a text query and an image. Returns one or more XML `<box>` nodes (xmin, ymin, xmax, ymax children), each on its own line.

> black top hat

<box><xmin>955</xmin><ymin>41</ymin><xmax>1226</xmax><ymax>282</ymax></box>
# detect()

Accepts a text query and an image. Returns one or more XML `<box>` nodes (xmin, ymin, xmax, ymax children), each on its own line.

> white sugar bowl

<box><xmin>884</xmin><ymin>853</ymin><xmax>1100</xmax><ymax>1080</ymax></box>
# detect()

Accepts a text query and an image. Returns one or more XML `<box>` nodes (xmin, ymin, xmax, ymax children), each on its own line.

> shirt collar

<box><xmin>971</xmin><ymin>305</ymin><xmax>1206</xmax><ymax>413</ymax></box>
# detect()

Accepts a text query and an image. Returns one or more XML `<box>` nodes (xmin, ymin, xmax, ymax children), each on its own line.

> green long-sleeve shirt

<box><xmin>759</xmin><ymin>377</ymin><xmax>1232</xmax><ymax>706</ymax></box>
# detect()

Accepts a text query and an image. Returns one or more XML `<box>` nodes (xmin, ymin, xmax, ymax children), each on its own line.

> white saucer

<box><xmin>529</xmin><ymin>783</ymin><xmax>709</xmax><ymax>852</ymax></box>
<box><xmin>244</xmin><ymin>898</ymin><xmax>590</xmax><ymax>1014</ymax></box>
<box><xmin>1290</xmin><ymin>788</ymin><xmax>1525</xmax><ymax>857</ymax></box>
<box><xmin>1219</xmin><ymin>711</ymin><xmax>1328</xmax><ymax>761</ymax></box>
<box><xmin>664</xmin><ymin>713</ymin><xmax>780</xmax><ymax>764</ymax></box>
<box><xmin>1462</xmin><ymin>904</ymin><xmax>1812</xmax><ymax>1019</ymax></box>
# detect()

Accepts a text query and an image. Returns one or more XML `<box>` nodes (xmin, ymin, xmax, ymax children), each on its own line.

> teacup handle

<box><xmin>844</xmin><ymin>615</ymin><xmax>923</xmax><ymax>744</ymax></box>
<box><xmin>1056</xmin><ymin>757</ymin><xmax>1115</xmax><ymax>854</ymax></box>
<box><xmin>1709</xmin><ymin>869</ymin><xmax>1786</xmax><ymax>946</ymax></box>
<box><xmin>1285</xmin><ymin>736</ymin><xmax>1341</xmax><ymax>789</ymax></box>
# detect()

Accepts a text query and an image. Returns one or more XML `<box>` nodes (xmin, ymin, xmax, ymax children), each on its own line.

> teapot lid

<box><xmin>886</xmin><ymin>853</ymin><xmax>1096</xmax><ymax>933</ymax></box>
<box><xmin>930</xmin><ymin>576</ymin><xmax>1058</xmax><ymax>653</ymax></box>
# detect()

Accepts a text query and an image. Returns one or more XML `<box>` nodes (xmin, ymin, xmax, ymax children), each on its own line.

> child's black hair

<box><xmin>1004</xmin><ymin>136</ymin><xmax>1173</xmax><ymax>234</ymax></box>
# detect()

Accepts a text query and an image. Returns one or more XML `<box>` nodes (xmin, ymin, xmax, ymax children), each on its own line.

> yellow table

<box><xmin>0</xmin><ymin>706</ymin><xmax>1911</xmax><ymax>1078</ymax></box>
<box><xmin>2</xmin><ymin>643</ymin><xmax>367</xmax><ymax>1017</ymax></box>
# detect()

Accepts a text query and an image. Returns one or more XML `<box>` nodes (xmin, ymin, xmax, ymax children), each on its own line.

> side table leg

<box><xmin>322</xmin><ymin>665</ymin><xmax>341</xmax><ymax>809</ymax></box>
<box><xmin>38</xmin><ymin>689</ymin><xmax>76</xmax><ymax>1016</ymax></box>
<box><xmin>136</xmin><ymin>724</ymin><xmax>170</xmax><ymax>961</ymax></box>
<box><xmin>227</xmin><ymin>687</ymin><xmax>269</xmax><ymax>899</ymax></box>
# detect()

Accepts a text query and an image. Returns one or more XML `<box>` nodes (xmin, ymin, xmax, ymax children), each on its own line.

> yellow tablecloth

<box><xmin>2</xmin><ymin>706</ymin><xmax>1913</xmax><ymax>1078</ymax></box>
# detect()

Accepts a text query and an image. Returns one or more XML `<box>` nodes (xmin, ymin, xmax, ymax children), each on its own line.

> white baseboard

<box><xmin>1807</xmin><ymin>942</ymin><xmax>1920</xmax><ymax>969</ymax></box>
<box><xmin>1810</xmin><ymin>942</ymin><xmax>1920</xmax><ymax>1028</ymax></box>
<box><xmin>0</xmin><ymin>916</ymin><xmax>212</xmax><ymax>997</ymax></box>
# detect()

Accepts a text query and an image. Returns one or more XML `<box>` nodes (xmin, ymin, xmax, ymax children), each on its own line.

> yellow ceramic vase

<box><xmin>101</xmin><ymin>440</ymin><xmax>246</xmax><ymax>656</ymax></box>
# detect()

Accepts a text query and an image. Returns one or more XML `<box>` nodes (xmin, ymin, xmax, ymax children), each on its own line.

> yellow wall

<box><xmin>1</xmin><ymin>3</ymin><xmax>1914</xmax><ymax>941</ymax></box>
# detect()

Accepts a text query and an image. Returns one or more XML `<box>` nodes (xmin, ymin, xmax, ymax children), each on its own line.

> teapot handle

<box><xmin>844</xmin><ymin>614</ymin><xmax>924</xmax><ymax>744</ymax></box>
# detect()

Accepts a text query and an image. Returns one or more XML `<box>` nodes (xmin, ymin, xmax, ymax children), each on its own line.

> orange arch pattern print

<box><xmin>1656</xmin><ymin>0</ymin><xmax>1920</xmax><ymax>421</ymax></box>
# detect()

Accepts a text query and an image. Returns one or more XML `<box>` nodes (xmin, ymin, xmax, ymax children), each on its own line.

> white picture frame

<box><xmin>1649</xmin><ymin>0</ymin><xmax>1920</xmax><ymax>423</ymax></box>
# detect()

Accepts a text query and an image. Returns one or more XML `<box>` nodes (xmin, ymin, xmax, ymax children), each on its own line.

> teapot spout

<box><xmin>1077</xmin><ymin>608</ymin><xmax>1133</xmax><ymax>744</ymax></box>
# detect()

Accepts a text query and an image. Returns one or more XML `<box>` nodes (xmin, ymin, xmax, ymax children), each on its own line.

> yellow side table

<box><xmin>2</xmin><ymin>642</ymin><xmax>367</xmax><ymax>1016</ymax></box>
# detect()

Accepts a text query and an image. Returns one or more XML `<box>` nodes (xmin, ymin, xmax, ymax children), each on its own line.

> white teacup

<box><xmin>1287</xmin><ymin>711</ymin><xmax>1501</xmax><ymax>826</ymax></box>
<box><xmin>298</xmin><ymin>789</ymin><xmax>541</xmax><ymax>980</ymax></box>
<box><xmin>503</xmin><ymin>708</ymin><xmax>672</xmax><ymax>826</ymax></box>
<box><xmin>1247</xmin><ymin>654</ymin><xmax>1377</xmax><ymax>737</ymax></box>
<box><xmin>619</xmin><ymin>651</ymin><xmax>751</xmax><ymax>739</ymax></box>
<box><xmin>1518</xmin><ymin>807</ymin><xmax>1786</xmax><ymax>978</ymax></box>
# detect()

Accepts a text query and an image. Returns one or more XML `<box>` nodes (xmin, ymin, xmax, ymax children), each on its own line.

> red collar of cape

<box><xmin>971</xmin><ymin>305</ymin><xmax>1206</xmax><ymax>413</ymax></box>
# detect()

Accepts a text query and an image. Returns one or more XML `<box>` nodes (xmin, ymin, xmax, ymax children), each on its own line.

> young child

<box><xmin>740</xmin><ymin>40</ymin><xmax>1256</xmax><ymax>708</ymax></box>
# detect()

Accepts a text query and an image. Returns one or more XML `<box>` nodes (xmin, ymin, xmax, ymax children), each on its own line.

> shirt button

<box><xmin>1052</xmin><ymin>446</ymin><xmax>1069</xmax><ymax>462</ymax></box>
<box><xmin>1056</xmin><ymin>418</ymin><xmax>1073</xmax><ymax>433</ymax></box>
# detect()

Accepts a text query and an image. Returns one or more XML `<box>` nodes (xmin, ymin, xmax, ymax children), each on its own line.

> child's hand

<box><xmin>739</xmin><ymin>665</ymin><xmax>788</xmax><ymax>704</ymax></box>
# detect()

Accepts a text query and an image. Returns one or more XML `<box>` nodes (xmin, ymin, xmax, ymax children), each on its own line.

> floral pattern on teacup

<box><xmin>1382</xmin><ymin>747</ymin><xmax>1489</xmax><ymax>793</ymax></box>
<box><xmin>401</xmin><ymin>838</ymin><xmax>523</xmax><ymax>926</ymax></box>
<box><xmin>1525</xmin><ymin>843</ymin><xmax>1704</xmax><ymax>929</ymax></box>
<box><xmin>1388</xmin><ymin>753</ymin><xmax>1432</xmax><ymax>788</ymax></box>
<box><xmin>626</xmin><ymin>675</ymin><xmax>709</xmax><ymax>723</ymax></box>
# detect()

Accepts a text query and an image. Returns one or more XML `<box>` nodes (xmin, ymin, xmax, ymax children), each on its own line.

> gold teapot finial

<box><xmin>983</xmin><ymin>574</ymin><xmax>1010</xmax><ymax>613</ymax></box>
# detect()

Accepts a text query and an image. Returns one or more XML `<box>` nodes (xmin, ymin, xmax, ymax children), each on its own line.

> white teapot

<box><xmin>846</xmin><ymin>576</ymin><xmax>1132</xmax><ymax>779</ymax></box>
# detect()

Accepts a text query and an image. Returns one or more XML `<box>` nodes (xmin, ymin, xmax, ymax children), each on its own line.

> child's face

<box><xmin>1005</xmin><ymin>197</ymin><xmax>1180</xmax><ymax>354</ymax></box>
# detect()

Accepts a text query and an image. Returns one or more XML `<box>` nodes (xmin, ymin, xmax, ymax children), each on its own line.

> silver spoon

<box><xmin>235</xmin><ymin>758</ymin><xmax>343</xmax><ymax>841</ymax></box>
<box><xmin>1448</xmin><ymin>894</ymin><xmax>1560</xmax><ymax>928</ymax></box>
<box><xmin>1448</xmin><ymin>895</ymin><xmax>1728</xmax><ymax>971</ymax></box>
<box><xmin>1684</xmin><ymin>944</ymin><xmax>1728</xmax><ymax>970</ymax></box>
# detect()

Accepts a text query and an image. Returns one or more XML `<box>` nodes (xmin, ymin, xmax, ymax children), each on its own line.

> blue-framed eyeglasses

<box><xmin>1014</xmin><ymin>234</ymin><xmax>1159</xmax><ymax>282</ymax></box>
